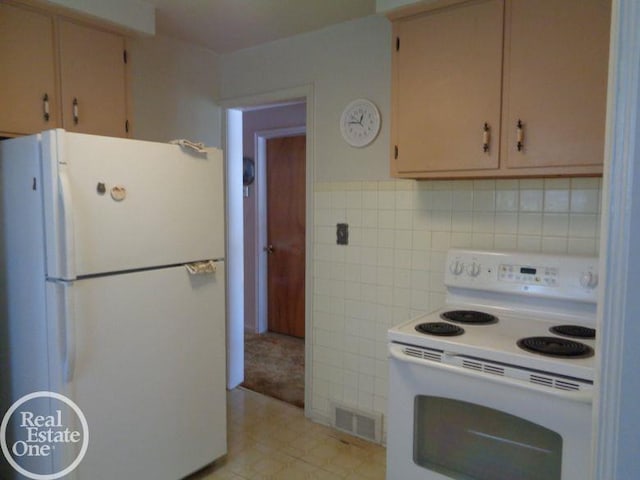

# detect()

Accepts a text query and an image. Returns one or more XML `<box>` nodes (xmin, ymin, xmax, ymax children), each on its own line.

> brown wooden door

<box><xmin>266</xmin><ymin>135</ymin><xmax>306</xmax><ymax>338</ymax></box>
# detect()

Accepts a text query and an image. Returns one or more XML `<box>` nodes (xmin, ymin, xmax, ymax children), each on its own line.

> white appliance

<box><xmin>0</xmin><ymin>129</ymin><xmax>227</xmax><ymax>479</ymax></box>
<box><xmin>387</xmin><ymin>249</ymin><xmax>599</xmax><ymax>480</ymax></box>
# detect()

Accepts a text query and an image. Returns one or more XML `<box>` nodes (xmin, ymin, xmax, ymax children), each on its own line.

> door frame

<box><xmin>220</xmin><ymin>84</ymin><xmax>315</xmax><ymax>416</ymax></box>
<box><xmin>254</xmin><ymin>126</ymin><xmax>306</xmax><ymax>334</ymax></box>
<box><xmin>594</xmin><ymin>0</ymin><xmax>640</xmax><ymax>477</ymax></box>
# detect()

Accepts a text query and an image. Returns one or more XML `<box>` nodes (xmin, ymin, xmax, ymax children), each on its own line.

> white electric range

<box><xmin>386</xmin><ymin>249</ymin><xmax>599</xmax><ymax>480</ymax></box>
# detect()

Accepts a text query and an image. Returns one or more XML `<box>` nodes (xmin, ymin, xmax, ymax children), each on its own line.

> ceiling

<box><xmin>145</xmin><ymin>0</ymin><xmax>377</xmax><ymax>54</ymax></box>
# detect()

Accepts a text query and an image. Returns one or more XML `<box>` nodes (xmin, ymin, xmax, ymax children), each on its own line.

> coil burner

<box><xmin>549</xmin><ymin>325</ymin><xmax>596</xmax><ymax>339</ymax></box>
<box><xmin>415</xmin><ymin>322</ymin><xmax>465</xmax><ymax>337</ymax></box>
<box><xmin>440</xmin><ymin>310</ymin><xmax>498</xmax><ymax>325</ymax></box>
<box><xmin>517</xmin><ymin>336</ymin><xmax>594</xmax><ymax>358</ymax></box>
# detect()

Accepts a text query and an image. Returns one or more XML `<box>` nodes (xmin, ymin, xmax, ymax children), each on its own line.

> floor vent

<box><xmin>331</xmin><ymin>402</ymin><xmax>382</xmax><ymax>443</ymax></box>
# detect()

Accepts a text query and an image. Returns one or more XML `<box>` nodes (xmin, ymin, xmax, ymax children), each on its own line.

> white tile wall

<box><xmin>310</xmin><ymin>177</ymin><xmax>602</xmax><ymax>439</ymax></box>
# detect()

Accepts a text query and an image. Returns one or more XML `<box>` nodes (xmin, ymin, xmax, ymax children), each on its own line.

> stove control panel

<box><xmin>498</xmin><ymin>264</ymin><xmax>559</xmax><ymax>286</ymax></box>
<box><xmin>445</xmin><ymin>249</ymin><xmax>599</xmax><ymax>303</ymax></box>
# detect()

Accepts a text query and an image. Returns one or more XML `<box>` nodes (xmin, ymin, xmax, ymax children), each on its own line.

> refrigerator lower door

<box><xmin>52</xmin><ymin>264</ymin><xmax>226</xmax><ymax>480</ymax></box>
<box><xmin>41</xmin><ymin>130</ymin><xmax>225</xmax><ymax>279</ymax></box>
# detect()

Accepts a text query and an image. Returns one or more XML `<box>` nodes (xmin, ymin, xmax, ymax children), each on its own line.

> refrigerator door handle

<box><xmin>58</xmin><ymin>167</ymin><xmax>77</xmax><ymax>279</ymax></box>
<box><xmin>62</xmin><ymin>282</ymin><xmax>76</xmax><ymax>383</ymax></box>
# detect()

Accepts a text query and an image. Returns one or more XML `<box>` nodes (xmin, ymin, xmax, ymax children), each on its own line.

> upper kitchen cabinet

<box><xmin>0</xmin><ymin>2</ymin><xmax>130</xmax><ymax>138</ymax></box>
<box><xmin>390</xmin><ymin>0</ymin><xmax>611</xmax><ymax>179</ymax></box>
<box><xmin>58</xmin><ymin>20</ymin><xmax>129</xmax><ymax>138</ymax></box>
<box><xmin>391</xmin><ymin>0</ymin><xmax>504</xmax><ymax>176</ymax></box>
<box><xmin>502</xmin><ymin>0</ymin><xmax>610</xmax><ymax>173</ymax></box>
<box><xmin>0</xmin><ymin>3</ymin><xmax>58</xmax><ymax>136</ymax></box>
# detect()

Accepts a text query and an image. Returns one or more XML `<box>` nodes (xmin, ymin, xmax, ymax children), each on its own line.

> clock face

<box><xmin>340</xmin><ymin>99</ymin><xmax>381</xmax><ymax>147</ymax></box>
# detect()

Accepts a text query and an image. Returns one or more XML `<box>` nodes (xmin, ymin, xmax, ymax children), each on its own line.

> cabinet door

<box><xmin>392</xmin><ymin>0</ymin><xmax>504</xmax><ymax>175</ymax></box>
<box><xmin>58</xmin><ymin>20</ymin><xmax>128</xmax><ymax>138</ymax></box>
<box><xmin>0</xmin><ymin>3</ymin><xmax>58</xmax><ymax>135</ymax></box>
<box><xmin>502</xmin><ymin>0</ymin><xmax>610</xmax><ymax>172</ymax></box>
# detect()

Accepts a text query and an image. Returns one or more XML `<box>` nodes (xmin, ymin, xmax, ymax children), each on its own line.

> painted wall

<box><xmin>242</xmin><ymin>103</ymin><xmax>307</xmax><ymax>332</ymax></box>
<box><xmin>218</xmin><ymin>15</ymin><xmax>391</xmax><ymax>182</ymax></box>
<box><xmin>216</xmin><ymin>14</ymin><xmax>604</xmax><ymax>436</ymax></box>
<box><xmin>128</xmin><ymin>34</ymin><xmax>222</xmax><ymax>147</ymax></box>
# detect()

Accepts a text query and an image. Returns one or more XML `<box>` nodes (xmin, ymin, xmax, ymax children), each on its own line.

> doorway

<box><xmin>243</xmin><ymin>127</ymin><xmax>306</xmax><ymax>408</ymax></box>
<box><xmin>223</xmin><ymin>92</ymin><xmax>313</xmax><ymax>411</ymax></box>
<box><xmin>223</xmin><ymin>85</ymin><xmax>314</xmax><ymax>415</ymax></box>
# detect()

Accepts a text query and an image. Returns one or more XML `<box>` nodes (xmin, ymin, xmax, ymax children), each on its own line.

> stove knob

<box><xmin>580</xmin><ymin>271</ymin><xmax>599</xmax><ymax>289</ymax></box>
<box><xmin>449</xmin><ymin>260</ymin><xmax>465</xmax><ymax>276</ymax></box>
<box><xmin>466</xmin><ymin>262</ymin><xmax>481</xmax><ymax>277</ymax></box>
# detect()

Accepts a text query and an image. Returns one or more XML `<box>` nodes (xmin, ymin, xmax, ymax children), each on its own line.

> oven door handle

<box><xmin>389</xmin><ymin>344</ymin><xmax>593</xmax><ymax>404</ymax></box>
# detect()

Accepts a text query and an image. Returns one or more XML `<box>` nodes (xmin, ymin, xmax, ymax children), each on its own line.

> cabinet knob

<box><xmin>72</xmin><ymin>98</ymin><xmax>79</xmax><ymax>125</ymax></box>
<box><xmin>42</xmin><ymin>93</ymin><xmax>50</xmax><ymax>122</ymax></box>
<box><xmin>516</xmin><ymin>119</ymin><xmax>525</xmax><ymax>152</ymax></box>
<box><xmin>482</xmin><ymin>122</ymin><xmax>490</xmax><ymax>153</ymax></box>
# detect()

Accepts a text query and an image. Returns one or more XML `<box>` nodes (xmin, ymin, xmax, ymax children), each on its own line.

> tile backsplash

<box><xmin>310</xmin><ymin>177</ymin><xmax>601</xmax><ymax>440</ymax></box>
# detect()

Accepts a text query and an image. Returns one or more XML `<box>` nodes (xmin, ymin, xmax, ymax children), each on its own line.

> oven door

<box><xmin>386</xmin><ymin>344</ymin><xmax>593</xmax><ymax>480</ymax></box>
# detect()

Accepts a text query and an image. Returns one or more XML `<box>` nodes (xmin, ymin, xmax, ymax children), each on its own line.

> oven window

<box><xmin>414</xmin><ymin>396</ymin><xmax>562</xmax><ymax>480</ymax></box>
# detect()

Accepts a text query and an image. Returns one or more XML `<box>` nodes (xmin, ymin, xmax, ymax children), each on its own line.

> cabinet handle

<box><xmin>42</xmin><ymin>93</ymin><xmax>50</xmax><ymax>122</ymax></box>
<box><xmin>72</xmin><ymin>98</ymin><xmax>79</xmax><ymax>125</ymax></box>
<box><xmin>516</xmin><ymin>119</ymin><xmax>524</xmax><ymax>151</ymax></box>
<box><xmin>482</xmin><ymin>122</ymin><xmax>490</xmax><ymax>153</ymax></box>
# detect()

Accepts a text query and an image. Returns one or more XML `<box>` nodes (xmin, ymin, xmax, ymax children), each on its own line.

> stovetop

<box><xmin>389</xmin><ymin>305</ymin><xmax>596</xmax><ymax>381</ymax></box>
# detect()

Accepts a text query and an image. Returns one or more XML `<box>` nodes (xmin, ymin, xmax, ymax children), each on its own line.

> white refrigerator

<box><xmin>0</xmin><ymin>129</ymin><xmax>227</xmax><ymax>479</ymax></box>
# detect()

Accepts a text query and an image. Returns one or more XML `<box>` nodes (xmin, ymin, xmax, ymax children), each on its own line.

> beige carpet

<box><xmin>242</xmin><ymin>331</ymin><xmax>305</xmax><ymax>408</ymax></box>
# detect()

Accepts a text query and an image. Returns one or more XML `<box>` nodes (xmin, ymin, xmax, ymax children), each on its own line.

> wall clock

<box><xmin>340</xmin><ymin>98</ymin><xmax>381</xmax><ymax>147</ymax></box>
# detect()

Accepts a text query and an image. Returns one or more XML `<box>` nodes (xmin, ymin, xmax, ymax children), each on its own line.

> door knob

<box><xmin>264</xmin><ymin>245</ymin><xmax>274</xmax><ymax>254</ymax></box>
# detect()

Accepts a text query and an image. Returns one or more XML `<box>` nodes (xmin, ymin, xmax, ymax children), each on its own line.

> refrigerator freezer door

<box><xmin>41</xmin><ymin>130</ymin><xmax>225</xmax><ymax>279</ymax></box>
<box><xmin>56</xmin><ymin>264</ymin><xmax>226</xmax><ymax>480</ymax></box>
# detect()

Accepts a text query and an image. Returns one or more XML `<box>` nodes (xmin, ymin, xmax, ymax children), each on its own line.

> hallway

<box><xmin>242</xmin><ymin>331</ymin><xmax>305</xmax><ymax>408</ymax></box>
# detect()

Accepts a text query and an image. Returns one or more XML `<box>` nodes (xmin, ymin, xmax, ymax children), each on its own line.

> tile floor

<box><xmin>189</xmin><ymin>387</ymin><xmax>386</xmax><ymax>480</ymax></box>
